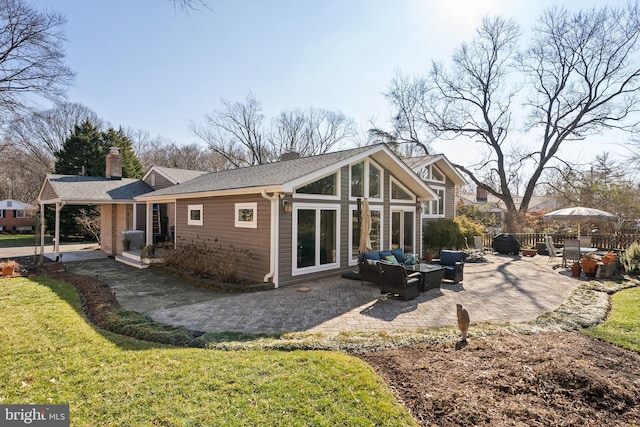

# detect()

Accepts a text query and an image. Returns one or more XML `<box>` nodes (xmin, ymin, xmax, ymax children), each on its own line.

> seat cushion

<box><xmin>440</xmin><ymin>250</ymin><xmax>464</xmax><ymax>266</ymax></box>
<box><xmin>361</xmin><ymin>251</ymin><xmax>381</xmax><ymax>261</ymax></box>
<box><xmin>390</xmin><ymin>248</ymin><xmax>406</xmax><ymax>264</ymax></box>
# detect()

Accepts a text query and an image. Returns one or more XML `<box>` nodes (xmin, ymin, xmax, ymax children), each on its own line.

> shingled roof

<box><xmin>143</xmin><ymin>166</ymin><xmax>208</xmax><ymax>185</ymax></box>
<box><xmin>138</xmin><ymin>145</ymin><xmax>379</xmax><ymax>200</ymax></box>
<box><xmin>39</xmin><ymin>175</ymin><xmax>153</xmax><ymax>204</ymax></box>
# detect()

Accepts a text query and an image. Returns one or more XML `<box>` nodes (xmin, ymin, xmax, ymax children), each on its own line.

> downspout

<box><xmin>261</xmin><ymin>190</ymin><xmax>281</xmax><ymax>287</ymax></box>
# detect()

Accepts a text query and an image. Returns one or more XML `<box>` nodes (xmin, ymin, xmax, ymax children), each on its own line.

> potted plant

<box><xmin>580</xmin><ymin>252</ymin><xmax>598</xmax><ymax>277</ymax></box>
<box><xmin>423</xmin><ymin>248</ymin><xmax>435</xmax><ymax>263</ymax></box>
<box><xmin>570</xmin><ymin>261</ymin><xmax>582</xmax><ymax>277</ymax></box>
<box><xmin>1</xmin><ymin>260</ymin><xmax>19</xmax><ymax>277</ymax></box>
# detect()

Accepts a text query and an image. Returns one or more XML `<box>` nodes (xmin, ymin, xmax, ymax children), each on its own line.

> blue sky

<box><xmin>34</xmin><ymin>0</ymin><xmax>629</xmax><ymax>164</ymax></box>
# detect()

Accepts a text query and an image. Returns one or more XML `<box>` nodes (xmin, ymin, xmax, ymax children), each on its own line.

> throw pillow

<box><xmin>384</xmin><ymin>255</ymin><xmax>399</xmax><ymax>264</ymax></box>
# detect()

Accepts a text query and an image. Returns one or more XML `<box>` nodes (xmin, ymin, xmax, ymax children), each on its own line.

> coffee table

<box><xmin>404</xmin><ymin>263</ymin><xmax>447</xmax><ymax>291</ymax></box>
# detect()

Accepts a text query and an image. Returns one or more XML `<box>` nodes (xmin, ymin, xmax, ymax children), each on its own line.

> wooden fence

<box><xmin>480</xmin><ymin>233</ymin><xmax>640</xmax><ymax>252</ymax></box>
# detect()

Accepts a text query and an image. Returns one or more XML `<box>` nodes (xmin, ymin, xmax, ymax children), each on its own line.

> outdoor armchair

<box><xmin>378</xmin><ymin>261</ymin><xmax>422</xmax><ymax>300</ymax></box>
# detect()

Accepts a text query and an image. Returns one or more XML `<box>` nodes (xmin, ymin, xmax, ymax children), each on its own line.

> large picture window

<box><xmin>350</xmin><ymin>159</ymin><xmax>383</xmax><ymax>201</ymax></box>
<box><xmin>293</xmin><ymin>204</ymin><xmax>340</xmax><ymax>275</ymax></box>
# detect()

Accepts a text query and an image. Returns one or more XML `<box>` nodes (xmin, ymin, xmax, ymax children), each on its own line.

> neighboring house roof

<box><xmin>404</xmin><ymin>154</ymin><xmax>468</xmax><ymax>186</ymax></box>
<box><xmin>138</xmin><ymin>144</ymin><xmax>438</xmax><ymax>202</ymax></box>
<box><xmin>38</xmin><ymin>175</ymin><xmax>153</xmax><ymax>205</ymax></box>
<box><xmin>459</xmin><ymin>193</ymin><xmax>558</xmax><ymax>212</ymax></box>
<box><xmin>142</xmin><ymin>166</ymin><xmax>208</xmax><ymax>185</ymax></box>
<box><xmin>0</xmin><ymin>199</ymin><xmax>36</xmax><ymax>210</ymax></box>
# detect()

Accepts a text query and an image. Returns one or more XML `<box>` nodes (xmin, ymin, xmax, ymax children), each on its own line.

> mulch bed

<box><xmin>7</xmin><ymin>256</ymin><xmax>640</xmax><ymax>425</ymax></box>
<box><xmin>360</xmin><ymin>332</ymin><xmax>640</xmax><ymax>426</ymax></box>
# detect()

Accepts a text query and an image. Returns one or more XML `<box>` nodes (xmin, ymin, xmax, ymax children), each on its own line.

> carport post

<box><xmin>54</xmin><ymin>202</ymin><xmax>65</xmax><ymax>261</ymax></box>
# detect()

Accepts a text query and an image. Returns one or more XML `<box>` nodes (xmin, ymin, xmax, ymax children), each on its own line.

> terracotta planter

<box><xmin>2</xmin><ymin>266</ymin><xmax>15</xmax><ymax>277</ymax></box>
<box><xmin>602</xmin><ymin>253</ymin><xmax>617</xmax><ymax>265</ymax></box>
<box><xmin>581</xmin><ymin>259</ymin><xmax>598</xmax><ymax>277</ymax></box>
<box><xmin>570</xmin><ymin>264</ymin><xmax>582</xmax><ymax>277</ymax></box>
<box><xmin>521</xmin><ymin>249</ymin><xmax>537</xmax><ymax>257</ymax></box>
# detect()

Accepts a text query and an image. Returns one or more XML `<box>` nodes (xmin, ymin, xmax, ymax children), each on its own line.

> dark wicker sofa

<box><xmin>358</xmin><ymin>248</ymin><xmax>418</xmax><ymax>285</ymax></box>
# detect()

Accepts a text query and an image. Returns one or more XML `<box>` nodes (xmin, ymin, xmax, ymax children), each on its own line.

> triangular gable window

<box><xmin>391</xmin><ymin>181</ymin><xmax>413</xmax><ymax>200</ymax></box>
<box><xmin>296</xmin><ymin>173</ymin><xmax>337</xmax><ymax>196</ymax></box>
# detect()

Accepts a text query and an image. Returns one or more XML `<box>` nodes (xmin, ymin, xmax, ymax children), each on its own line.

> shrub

<box><xmin>423</xmin><ymin>219</ymin><xmax>465</xmax><ymax>254</ymax></box>
<box><xmin>621</xmin><ymin>242</ymin><xmax>640</xmax><ymax>275</ymax></box>
<box><xmin>455</xmin><ymin>216</ymin><xmax>484</xmax><ymax>242</ymax></box>
<box><xmin>162</xmin><ymin>237</ymin><xmax>255</xmax><ymax>283</ymax></box>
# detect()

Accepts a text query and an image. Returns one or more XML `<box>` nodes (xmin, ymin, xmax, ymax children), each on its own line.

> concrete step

<box><xmin>115</xmin><ymin>253</ymin><xmax>149</xmax><ymax>269</ymax></box>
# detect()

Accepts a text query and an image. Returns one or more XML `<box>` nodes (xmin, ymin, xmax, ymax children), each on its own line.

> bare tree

<box><xmin>270</xmin><ymin>107</ymin><xmax>356</xmax><ymax>157</ymax></box>
<box><xmin>137</xmin><ymin>139</ymin><xmax>230</xmax><ymax>172</ymax></box>
<box><xmin>388</xmin><ymin>4</ymin><xmax>640</xmax><ymax>231</ymax></box>
<box><xmin>0</xmin><ymin>0</ymin><xmax>74</xmax><ymax>123</ymax></box>
<box><xmin>191</xmin><ymin>93</ymin><xmax>358</xmax><ymax>167</ymax></box>
<box><xmin>7</xmin><ymin>103</ymin><xmax>101</xmax><ymax>172</ymax></box>
<box><xmin>370</xmin><ymin>71</ymin><xmax>433</xmax><ymax>157</ymax></box>
<box><xmin>190</xmin><ymin>93</ymin><xmax>273</xmax><ymax>167</ymax></box>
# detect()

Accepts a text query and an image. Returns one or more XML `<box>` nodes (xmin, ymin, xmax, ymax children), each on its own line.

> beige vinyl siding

<box><xmin>144</xmin><ymin>172</ymin><xmax>175</xmax><ymax>190</ymax></box>
<box><xmin>175</xmin><ymin>195</ymin><xmax>271</xmax><ymax>284</ymax></box>
<box><xmin>444</xmin><ymin>176</ymin><xmax>456</xmax><ymax>219</ymax></box>
<box><xmin>40</xmin><ymin>181</ymin><xmax>57</xmax><ymax>201</ymax></box>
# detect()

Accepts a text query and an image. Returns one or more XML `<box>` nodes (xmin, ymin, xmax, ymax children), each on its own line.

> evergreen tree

<box><xmin>50</xmin><ymin>120</ymin><xmax>145</xmax><ymax>239</ymax></box>
<box><xmin>102</xmin><ymin>127</ymin><xmax>144</xmax><ymax>178</ymax></box>
<box><xmin>54</xmin><ymin>120</ymin><xmax>107</xmax><ymax>176</ymax></box>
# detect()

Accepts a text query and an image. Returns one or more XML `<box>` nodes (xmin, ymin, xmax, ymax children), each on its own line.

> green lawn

<box><xmin>582</xmin><ymin>286</ymin><xmax>640</xmax><ymax>352</ymax></box>
<box><xmin>0</xmin><ymin>277</ymin><xmax>415</xmax><ymax>426</ymax></box>
<box><xmin>0</xmin><ymin>234</ymin><xmax>52</xmax><ymax>248</ymax></box>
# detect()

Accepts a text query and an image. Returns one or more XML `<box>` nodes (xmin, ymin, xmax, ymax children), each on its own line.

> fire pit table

<box><xmin>404</xmin><ymin>263</ymin><xmax>447</xmax><ymax>291</ymax></box>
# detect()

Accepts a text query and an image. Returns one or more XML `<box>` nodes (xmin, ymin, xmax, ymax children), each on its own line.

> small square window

<box><xmin>187</xmin><ymin>204</ymin><xmax>203</xmax><ymax>226</ymax></box>
<box><xmin>235</xmin><ymin>202</ymin><xmax>257</xmax><ymax>229</ymax></box>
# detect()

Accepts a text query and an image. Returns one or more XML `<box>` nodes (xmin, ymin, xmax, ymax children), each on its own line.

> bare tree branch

<box><xmin>0</xmin><ymin>0</ymin><xmax>75</xmax><ymax>123</ymax></box>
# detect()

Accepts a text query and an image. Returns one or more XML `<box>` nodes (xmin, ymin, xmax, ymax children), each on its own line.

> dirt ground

<box><xmin>361</xmin><ymin>333</ymin><xmax>640</xmax><ymax>426</ymax></box>
<box><xmin>10</xmin><ymin>259</ymin><xmax>640</xmax><ymax>426</ymax></box>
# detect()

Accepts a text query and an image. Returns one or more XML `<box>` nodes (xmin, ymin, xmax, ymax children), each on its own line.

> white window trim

<box><xmin>187</xmin><ymin>204</ymin><xmax>203</xmax><ymax>226</ymax></box>
<box><xmin>389</xmin><ymin>177</ymin><xmax>416</xmax><ymax>203</ymax></box>
<box><xmin>431</xmin><ymin>165</ymin><xmax>446</xmax><ymax>183</ymax></box>
<box><xmin>292</xmin><ymin>202</ymin><xmax>341</xmax><ymax>276</ymax></box>
<box><xmin>422</xmin><ymin>186</ymin><xmax>445</xmax><ymax>218</ymax></box>
<box><xmin>293</xmin><ymin>170</ymin><xmax>341</xmax><ymax>200</ymax></box>
<box><xmin>0</xmin><ymin>210</ymin><xmax>3</xmax><ymax>218</ymax></box>
<box><xmin>348</xmin><ymin>204</ymin><xmax>384</xmax><ymax>266</ymax></box>
<box><xmin>349</xmin><ymin>159</ymin><xmax>384</xmax><ymax>202</ymax></box>
<box><xmin>421</xmin><ymin>164</ymin><xmax>446</xmax><ymax>183</ymax></box>
<box><xmin>235</xmin><ymin>202</ymin><xmax>258</xmax><ymax>228</ymax></box>
<box><xmin>15</xmin><ymin>210</ymin><xmax>28</xmax><ymax>218</ymax></box>
<box><xmin>390</xmin><ymin>205</ymin><xmax>417</xmax><ymax>254</ymax></box>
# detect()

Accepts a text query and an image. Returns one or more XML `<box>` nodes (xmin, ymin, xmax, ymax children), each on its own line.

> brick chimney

<box><xmin>106</xmin><ymin>147</ymin><xmax>122</xmax><ymax>180</ymax></box>
<box><xmin>280</xmin><ymin>151</ymin><xmax>300</xmax><ymax>161</ymax></box>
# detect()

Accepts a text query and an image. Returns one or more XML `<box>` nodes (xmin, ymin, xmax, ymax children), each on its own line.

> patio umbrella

<box><xmin>543</xmin><ymin>206</ymin><xmax>618</xmax><ymax>238</ymax></box>
<box><xmin>359</xmin><ymin>198</ymin><xmax>372</xmax><ymax>252</ymax></box>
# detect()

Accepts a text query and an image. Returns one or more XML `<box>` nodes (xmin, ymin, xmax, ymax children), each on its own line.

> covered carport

<box><xmin>37</xmin><ymin>174</ymin><xmax>153</xmax><ymax>263</ymax></box>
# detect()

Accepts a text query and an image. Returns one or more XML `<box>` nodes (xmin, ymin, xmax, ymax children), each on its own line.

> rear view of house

<box><xmin>137</xmin><ymin>144</ymin><xmax>438</xmax><ymax>287</ymax></box>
